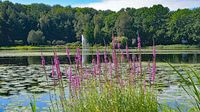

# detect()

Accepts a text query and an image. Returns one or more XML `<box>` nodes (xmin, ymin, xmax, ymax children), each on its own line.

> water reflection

<box><xmin>0</xmin><ymin>53</ymin><xmax>200</xmax><ymax>66</ymax></box>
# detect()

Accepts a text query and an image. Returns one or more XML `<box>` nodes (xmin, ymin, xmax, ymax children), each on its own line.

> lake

<box><xmin>0</xmin><ymin>49</ymin><xmax>200</xmax><ymax>111</ymax></box>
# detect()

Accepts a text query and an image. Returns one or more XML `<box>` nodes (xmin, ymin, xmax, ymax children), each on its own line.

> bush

<box><xmin>52</xmin><ymin>40</ymin><xmax>66</xmax><ymax>45</ymax></box>
<box><xmin>14</xmin><ymin>40</ymin><xmax>24</xmax><ymax>45</ymax></box>
<box><xmin>27</xmin><ymin>30</ymin><xmax>45</xmax><ymax>45</ymax></box>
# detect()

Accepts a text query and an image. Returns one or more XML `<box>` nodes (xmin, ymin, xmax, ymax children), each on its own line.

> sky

<box><xmin>6</xmin><ymin>0</ymin><xmax>200</xmax><ymax>11</ymax></box>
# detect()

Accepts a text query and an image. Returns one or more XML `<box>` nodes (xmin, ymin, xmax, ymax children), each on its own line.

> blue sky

<box><xmin>6</xmin><ymin>0</ymin><xmax>200</xmax><ymax>11</ymax></box>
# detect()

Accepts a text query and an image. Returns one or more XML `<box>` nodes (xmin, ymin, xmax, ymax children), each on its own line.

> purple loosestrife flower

<box><xmin>75</xmin><ymin>48</ymin><xmax>81</xmax><ymax>68</ymax></box>
<box><xmin>96</xmin><ymin>50</ymin><xmax>101</xmax><ymax>73</ymax></box>
<box><xmin>112</xmin><ymin>34</ymin><xmax>116</xmax><ymax>49</ymax></box>
<box><xmin>71</xmin><ymin>76</ymin><xmax>76</xmax><ymax>90</ymax></box>
<box><xmin>147</xmin><ymin>61</ymin><xmax>151</xmax><ymax>81</ymax></box>
<box><xmin>104</xmin><ymin>47</ymin><xmax>107</xmax><ymax>63</ymax></box>
<box><xmin>137</xmin><ymin>31</ymin><xmax>142</xmax><ymax>75</ymax></box>
<box><xmin>151</xmin><ymin>41</ymin><xmax>156</xmax><ymax>82</ymax></box>
<box><xmin>84</xmin><ymin>69</ymin><xmax>89</xmax><ymax>79</ymax></box>
<box><xmin>66</xmin><ymin>48</ymin><xmax>71</xmax><ymax>62</ymax></box>
<box><xmin>121</xmin><ymin>51</ymin><xmax>124</xmax><ymax>63</ymax></box>
<box><xmin>126</xmin><ymin>43</ymin><xmax>129</xmax><ymax>60</ymax></box>
<box><xmin>54</xmin><ymin>52</ymin><xmax>62</xmax><ymax>79</ymax></box>
<box><xmin>51</xmin><ymin>64</ymin><xmax>55</xmax><ymax>78</ymax></box>
<box><xmin>137</xmin><ymin>31</ymin><xmax>141</xmax><ymax>50</ymax></box>
<box><xmin>130</xmin><ymin>61</ymin><xmax>135</xmax><ymax>75</ymax></box>
<box><xmin>92</xmin><ymin>59</ymin><xmax>97</xmax><ymax>78</ymax></box>
<box><xmin>109</xmin><ymin>61</ymin><xmax>112</xmax><ymax>84</ymax></box>
<box><xmin>67</xmin><ymin>66</ymin><xmax>72</xmax><ymax>82</ymax></box>
<box><xmin>41</xmin><ymin>52</ymin><xmax>45</xmax><ymax>66</ymax></box>
<box><xmin>118</xmin><ymin>41</ymin><xmax>120</xmax><ymax>49</ymax></box>
<box><xmin>112</xmin><ymin>50</ymin><xmax>118</xmax><ymax>67</ymax></box>
<box><xmin>135</xmin><ymin>59</ymin><xmax>139</xmax><ymax>75</ymax></box>
<box><xmin>75</xmin><ymin>56</ymin><xmax>79</xmax><ymax>69</ymax></box>
<box><xmin>74</xmin><ymin>75</ymin><xmax>80</xmax><ymax>89</ymax></box>
<box><xmin>144</xmin><ymin>80</ymin><xmax>146</xmax><ymax>93</ymax></box>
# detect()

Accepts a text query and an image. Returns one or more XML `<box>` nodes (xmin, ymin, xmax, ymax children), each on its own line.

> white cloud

<box><xmin>74</xmin><ymin>0</ymin><xmax>200</xmax><ymax>11</ymax></box>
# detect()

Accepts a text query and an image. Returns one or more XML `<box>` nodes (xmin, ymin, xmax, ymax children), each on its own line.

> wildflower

<box><xmin>67</xmin><ymin>66</ymin><xmax>72</xmax><ymax>82</ymax></box>
<box><xmin>112</xmin><ymin>34</ymin><xmax>116</xmax><ymax>49</ymax></box>
<box><xmin>126</xmin><ymin>43</ymin><xmax>129</xmax><ymax>60</ymax></box>
<box><xmin>151</xmin><ymin>40</ymin><xmax>156</xmax><ymax>82</ymax></box>
<box><xmin>137</xmin><ymin>31</ymin><xmax>141</xmax><ymax>50</ymax></box>
<box><xmin>147</xmin><ymin>61</ymin><xmax>151</xmax><ymax>81</ymax></box>
<box><xmin>54</xmin><ymin>52</ymin><xmax>62</xmax><ymax>79</ymax></box>
<box><xmin>66</xmin><ymin>48</ymin><xmax>71</xmax><ymax>62</ymax></box>
<box><xmin>92</xmin><ymin>59</ymin><xmax>97</xmax><ymax>77</ymax></box>
<box><xmin>109</xmin><ymin>61</ymin><xmax>112</xmax><ymax>79</ymax></box>
<box><xmin>41</xmin><ymin>52</ymin><xmax>45</xmax><ymax>66</ymax></box>
<box><xmin>51</xmin><ymin>64</ymin><xmax>55</xmax><ymax>78</ymax></box>
<box><xmin>104</xmin><ymin>47</ymin><xmax>107</xmax><ymax>63</ymax></box>
<box><xmin>96</xmin><ymin>50</ymin><xmax>101</xmax><ymax>73</ymax></box>
<box><xmin>121</xmin><ymin>51</ymin><xmax>124</xmax><ymax>63</ymax></box>
<box><xmin>118</xmin><ymin>41</ymin><xmax>120</xmax><ymax>49</ymax></box>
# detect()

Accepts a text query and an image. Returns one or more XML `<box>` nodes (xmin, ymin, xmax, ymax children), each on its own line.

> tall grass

<box><xmin>39</xmin><ymin>33</ymin><xmax>160</xmax><ymax>112</ymax></box>
<box><xmin>66</xmin><ymin>81</ymin><xmax>158</xmax><ymax>112</ymax></box>
<box><xmin>169</xmin><ymin>63</ymin><xmax>200</xmax><ymax>111</ymax></box>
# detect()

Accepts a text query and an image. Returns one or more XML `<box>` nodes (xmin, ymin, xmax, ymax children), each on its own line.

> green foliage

<box><xmin>30</xmin><ymin>96</ymin><xmax>37</xmax><ymax>112</ymax></box>
<box><xmin>0</xmin><ymin>1</ymin><xmax>200</xmax><ymax>46</ymax></box>
<box><xmin>52</xmin><ymin>40</ymin><xmax>66</xmax><ymax>45</ymax></box>
<box><xmin>66</xmin><ymin>82</ymin><xmax>158</xmax><ymax>112</ymax></box>
<box><xmin>169</xmin><ymin>63</ymin><xmax>200</xmax><ymax>111</ymax></box>
<box><xmin>27</xmin><ymin>30</ymin><xmax>45</xmax><ymax>45</ymax></box>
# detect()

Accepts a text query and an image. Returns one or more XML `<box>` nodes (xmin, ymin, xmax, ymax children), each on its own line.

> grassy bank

<box><xmin>0</xmin><ymin>44</ymin><xmax>199</xmax><ymax>50</ymax></box>
<box><xmin>145</xmin><ymin>44</ymin><xmax>200</xmax><ymax>50</ymax></box>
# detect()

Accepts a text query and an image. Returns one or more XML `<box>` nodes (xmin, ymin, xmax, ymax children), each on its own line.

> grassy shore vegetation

<box><xmin>32</xmin><ymin>33</ymin><xmax>196</xmax><ymax>112</ymax></box>
<box><xmin>0</xmin><ymin>44</ymin><xmax>199</xmax><ymax>50</ymax></box>
<box><xmin>36</xmin><ymin>34</ymin><xmax>163</xmax><ymax>112</ymax></box>
<box><xmin>169</xmin><ymin>64</ymin><xmax>200</xmax><ymax>112</ymax></box>
<box><xmin>33</xmin><ymin>34</ymin><xmax>200</xmax><ymax>112</ymax></box>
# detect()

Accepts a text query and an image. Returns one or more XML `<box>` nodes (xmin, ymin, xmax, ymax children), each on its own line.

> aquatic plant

<box><xmin>38</xmin><ymin>33</ymin><xmax>160</xmax><ymax>112</ymax></box>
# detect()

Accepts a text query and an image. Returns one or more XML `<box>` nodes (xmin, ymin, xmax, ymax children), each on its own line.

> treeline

<box><xmin>0</xmin><ymin>1</ymin><xmax>200</xmax><ymax>46</ymax></box>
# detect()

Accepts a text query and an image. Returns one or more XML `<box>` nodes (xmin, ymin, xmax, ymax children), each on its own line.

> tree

<box><xmin>27</xmin><ymin>30</ymin><xmax>45</xmax><ymax>45</ymax></box>
<box><xmin>115</xmin><ymin>12</ymin><xmax>135</xmax><ymax>46</ymax></box>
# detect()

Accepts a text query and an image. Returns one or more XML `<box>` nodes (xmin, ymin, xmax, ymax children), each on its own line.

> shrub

<box><xmin>27</xmin><ymin>30</ymin><xmax>45</xmax><ymax>45</ymax></box>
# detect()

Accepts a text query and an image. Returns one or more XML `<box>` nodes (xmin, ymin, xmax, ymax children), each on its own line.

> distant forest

<box><xmin>0</xmin><ymin>1</ymin><xmax>200</xmax><ymax>46</ymax></box>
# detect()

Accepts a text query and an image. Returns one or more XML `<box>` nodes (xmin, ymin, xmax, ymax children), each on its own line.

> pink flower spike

<box><xmin>118</xmin><ymin>42</ymin><xmax>120</xmax><ymax>49</ymax></box>
<box><xmin>126</xmin><ymin>43</ymin><xmax>129</xmax><ymax>60</ymax></box>
<box><xmin>121</xmin><ymin>51</ymin><xmax>124</xmax><ymax>63</ymax></box>
<box><xmin>92</xmin><ymin>59</ymin><xmax>97</xmax><ymax>77</ymax></box>
<box><xmin>153</xmin><ymin>45</ymin><xmax>156</xmax><ymax>58</ymax></box>
<box><xmin>67</xmin><ymin>66</ymin><xmax>72</xmax><ymax>82</ymax></box>
<box><xmin>144</xmin><ymin>80</ymin><xmax>146</xmax><ymax>93</ymax></box>
<box><xmin>151</xmin><ymin>40</ymin><xmax>156</xmax><ymax>82</ymax></box>
<box><xmin>51</xmin><ymin>64</ymin><xmax>54</xmax><ymax>78</ymax></box>
<box><xmin>109</xmin><ymin>61</ymin><xmax>112</xmax><ymax>79</ymax></box>
<box><xmin>41</xmin><ymin>52</ymin><xmax>45</xmax><ymax>66</ymax></box>
<box><xmin>96</xmin><ymin>50</ymin><xmax>100</xmax><ymax>73</ymax></box>
<box><xmin>104</xmin><ymin>47</ymin><xmax>107</xmax><ymax>63</ymax></box>
<box><xmin>137</xmin><ymin>31</ymin><xmax>141</xmax><ymax>50</ymax></box>
<box><xmin>112</xmin><ymin>34</ymin><xmax>116</xmax><ymax>49</ymax></box>
<box><xmin>147</xmin><ymin>61</ymin><xmax>151</xmax><ymax>81</ymax></box>
<box><xmin>66</xmin><ymin>48</ymin><xmax>70</xmax><ymax>60</ymax></box>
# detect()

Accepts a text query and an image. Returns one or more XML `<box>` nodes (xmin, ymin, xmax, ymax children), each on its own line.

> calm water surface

<box><xmin>0</xmin><ymin>49</ymin><xmax>200</xmax><ymax>111</ymax></box>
